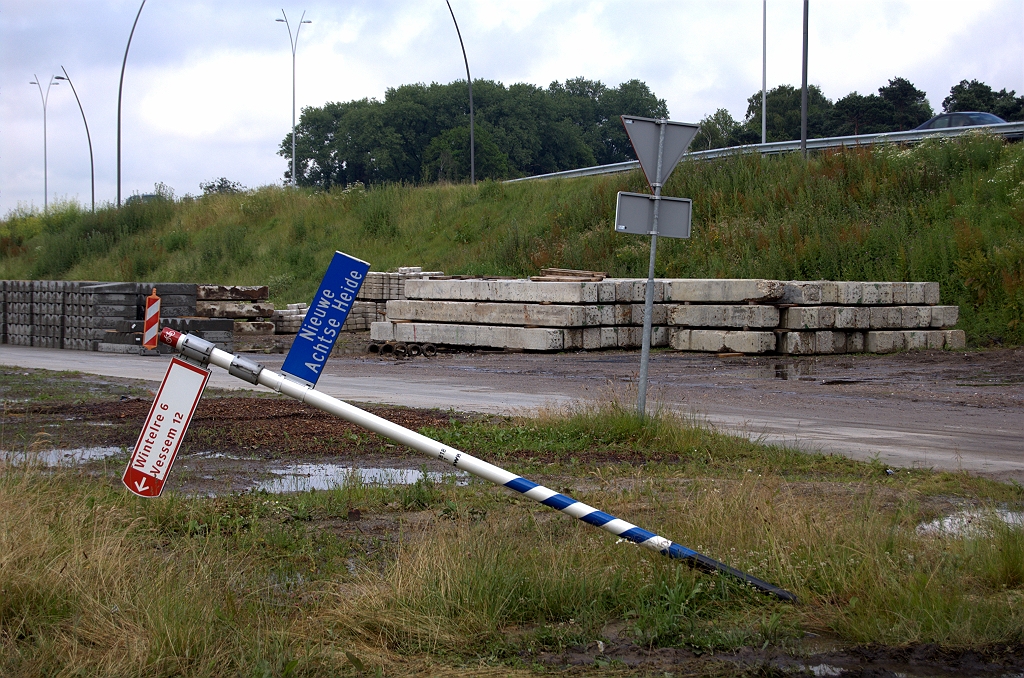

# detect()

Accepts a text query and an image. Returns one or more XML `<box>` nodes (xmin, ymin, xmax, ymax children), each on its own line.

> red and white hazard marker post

<box><xmin>143</xmin><ymin>288</ymin><xmax>161</xmax><ymax>350</ymax></box>
<box><xmin>121</xmin><ymin>356</ymin><xmax>209</xmax><ymax>497</ymax></box>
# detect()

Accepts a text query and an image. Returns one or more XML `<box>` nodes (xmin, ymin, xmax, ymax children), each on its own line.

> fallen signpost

<box><xmin>153</xmin><ymin>324</ymin><xmax>798</xmax><ymax>602</ymax></box>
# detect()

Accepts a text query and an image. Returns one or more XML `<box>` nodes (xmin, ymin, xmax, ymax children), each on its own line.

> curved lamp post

<box><xmin>276</xmin><ymin>9</ymin><xmax>311</xmax><ymax>187</ymax></box>
<box><xmin>446</xmin><ymin>0</ymin><xmax>474</xmax><ymax>185</ymax></box>
<box><xmin>29</xmin><ymin>75</ymin><xmax>59</xmax><ymax>211</ymax></box>
<box><xmin>55</xmin><ymin>67</ymin><xmax>95</xmax><ymax>212</ymax></box>
<box><xmin>118</xmin><ymin>0</ymin><xmax>146</xmax><ymax>207</ymax></box>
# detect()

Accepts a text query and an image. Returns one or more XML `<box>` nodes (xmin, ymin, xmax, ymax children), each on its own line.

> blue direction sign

<box><xmin>282</xmin><ymin>251</ymin><xmax>371</xmax><ymax>387</ymax></box>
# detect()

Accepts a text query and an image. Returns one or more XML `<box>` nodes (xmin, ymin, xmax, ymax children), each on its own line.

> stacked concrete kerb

<box><xmin>0</xmin><ymin>279</ymin><xmax>199</xmax><ymax>353</ymax></box>
<box><xmin>350</xmin><ymin>267</ymin><xmax>442</xmax><ymax>332</ymax></box>
<box><xmin>371</xmin><ymin>277</ymin><xmax>673</xmax><ymax>352</ymax></box>
<box><xmin>767</xmin><ymin>280</ymin><xmax>962</xmax><ymax>354</ymax></box>
<box><xmin>666</xmin><ymin>279</ymin><xmax>962</xmax><ymax>355</ymax></box>
<box><xmin>369</xmin><ymin>276</ymin><xmax>964</xmax><ymax>355</ymax></box>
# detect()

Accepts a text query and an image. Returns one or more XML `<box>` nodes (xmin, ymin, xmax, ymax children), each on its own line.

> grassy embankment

<box><xmin>2</xmin><ymin>132</ymin><xmax>1023</xmax><ymax>345</ymax></box>
<box><xmin>1</xmin><ymin>370</ymin><xmax>1022</xmax><ymax>676</ymax></box>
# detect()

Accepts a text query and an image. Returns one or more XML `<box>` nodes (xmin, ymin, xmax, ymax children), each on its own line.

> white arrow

<box><xmin>134</xmin><ymin>478</ymin><xmax>150</xmax><ymax>493</ymax></box>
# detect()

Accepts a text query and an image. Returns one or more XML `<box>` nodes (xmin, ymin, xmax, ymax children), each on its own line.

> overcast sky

<box><xmin>2</xmin><ymin>0</ymin><xmax>1022</xmax><ymax>215</ymax></box>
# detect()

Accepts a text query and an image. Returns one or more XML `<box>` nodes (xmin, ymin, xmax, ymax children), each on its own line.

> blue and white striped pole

<box><xmin>160</xmin><ymin>328</ymin><xmax>797</xmax><ymax>603</ymax></box>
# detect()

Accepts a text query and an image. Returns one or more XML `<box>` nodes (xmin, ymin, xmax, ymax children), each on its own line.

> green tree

<box><xmin>831</xmin><ymin>92</ymin><xmax>894</xmax><ymax>136</ymax></box>
<box><xmin>878</xmin><ymin>77</ymin><xmax>933</xmax><ymax>130</ymax></box>
<box><xmin>742</xmin><ymin>84</ymin><xmax>834</xmax><ymax>142</ymax></box>
<box><xmin>692</xmin><ymin>109</ymin><xmax>744</xmax><ymax>150</ymax></box>
<box><xmin>281</xmin><ymin>77</ymin><xmax>668</xmax><ymax>187</ymax></box>
<box><xmin>943</xmin><ymin>79</ymin><xmax>1024</xmax><ymax>121</ymax></box>
<box><xmin>420</xmin><ymin>125</ymin><xmax>511</xmax><ymax>182</ymax></box>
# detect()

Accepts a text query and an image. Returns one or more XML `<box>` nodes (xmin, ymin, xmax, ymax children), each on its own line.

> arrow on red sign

<box><xmin>122</xmin><ymin>357</ymin><xmax>210</xmax><ymax>498</ymax></box>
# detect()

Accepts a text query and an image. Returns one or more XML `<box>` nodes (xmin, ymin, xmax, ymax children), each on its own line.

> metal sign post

<box><xmin>618</xmin><ymin>115</ymin><xmax>699</xmax><ymax>416</ymax></box>
<box><xmin>158</xmin><ymin>327</ymin><xmax>797</xmax><ymax>602</ymax></box>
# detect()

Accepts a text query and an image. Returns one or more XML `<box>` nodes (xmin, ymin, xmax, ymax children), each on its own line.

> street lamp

<box><xmin>55</xmin><ymin>67</ymin><xmax>95</xmax><ymax>213</ymax></box>
<box><xmin>276</xmin><ymin>9</ymin><xmax>311</xmax><ymax>187</ymax></box>
<box><xmin>445</xmin><ymin>0</ymin><xmax>474</xmax><ymax>185</ymax></box>
<box><xmin>762</xmin><ymin>0</ymin><xmax>767</xmax><ymax>145</ymax></box>
<box><xmin>118</xmin><ymin>0</ymin><xmax>147</xmax><ymax>207</ymax></box>
<box><xmin>29</xmin><ymin>75</ymin><xmax>59</xmax><ymax>212</ymax></box>
<box><xmin>800</xmin><ymin>0</ymin><xmax>809</xmax><ymax>158</ymax></box>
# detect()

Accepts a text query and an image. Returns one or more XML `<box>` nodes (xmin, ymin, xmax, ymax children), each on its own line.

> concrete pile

<box><xmin>195</xmin><ymin>285</ymin><xmax>275</xmax><ymax>352</ymax></box>
<box><xmin>0</xmin><ymin>280</ymin><xmax>197</xmax><ymax>352</ymax></box>
<box><xmin>369</xmin><ymin>277</ymin><xmax>965</xmax><ymax>355</ymax></box>
<box><xmin>272</xmin><ymin>303</ymin><xmax>308</xmax><ymax>334</ymax></box>
<box><xmin>95</xmin><ymin>283</ymin><xmax>198</xmax><ymax>353</ymax></box>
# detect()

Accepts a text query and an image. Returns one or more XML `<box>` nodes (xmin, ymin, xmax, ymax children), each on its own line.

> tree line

<box><xmin>280</xmin><ymin>78</ymin><xmax>666</xmax><ymax>188</ymax></box>
<box><xmin>692</xmin><ymin>78</ymin><xmax>1024</xmax><ymax>151</ymax></box>
<box><xmin>282</xmin><ymin>77</ymin><xmax>1024</xmax><ymax>187</ymax></box>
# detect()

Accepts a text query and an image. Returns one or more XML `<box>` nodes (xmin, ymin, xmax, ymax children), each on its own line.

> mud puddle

<box><xmin>0</xmin><ymin>445</ymin><xmax>123</xmax><ymax>466</ymax></box>
<box><xmin>255</xmin><ymin>463</ymin><xmax>468</xmax><ymax>493</ymax></box>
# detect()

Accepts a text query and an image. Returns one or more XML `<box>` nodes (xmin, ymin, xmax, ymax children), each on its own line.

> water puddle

<box><xmin>0</xmin><ymin>446</ymin><xmax>124</xmax><ymax>466</ymax></box>
<box><xmin>256</xmin><ymin>464</ymin><xmax>467</xmax><ymax>493</ymax></box>
<box><xmin>916</xmin><ymin>509</ymin><xmax>1024</xmax><ymax>537</ymax></box>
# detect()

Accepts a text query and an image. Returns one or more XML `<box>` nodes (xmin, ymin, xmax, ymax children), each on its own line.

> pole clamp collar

<box><xmin>228</xmin><ymin>356</ymin><xmax>264</xmax><ymax>385</ymax></box>
<box><xmin>179</xmin><ymin>333</ymin><xmax>215</xmax><ymax>365</ymax></box>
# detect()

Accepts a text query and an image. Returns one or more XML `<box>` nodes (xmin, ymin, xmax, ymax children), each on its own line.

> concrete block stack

<box><xmin>196</xmin><ymin>285</ymin><xmax>272</xmax><ymax>319</ymax></box>
<box><xmin>356</xmin><ymin>267</ymin><xmax>441</xmax><ymax>303</ymax></box>
<box><xmin>371</xmin><ymin>277</ymin><xmax>673</xmax><ymax>351</ymax></box>
<box><xmin>369</xmin><ymin>277</ymin><xmax>964</xmax><ymax>355</ymax></box>
<box><xmin>6</xmin><ymin>281</ymin><xmax>34</xmax><ymax>346</ymax></box>
<box><xmin>162</xmin><ymin>317</ymin><xmax>235</xmax><ymax>352</ymax></box>
<box><xmin>767</xmin><ymin>280</ymin><xmax>963</xmax><ymax>354</ymax></box>
<box><xmin>195</xmin><ymin>285</ymin><xmax>274</xmax><ymax>352</ymax></box>
<box><xmin>273</xmin><ymin>303</ymin><xmax>308</xmax><ymax>334</ymax></box>
<box><xmin>63</xmin><ymin>282</ymin><xmax>91</xmax><ymax>350</ymax></box>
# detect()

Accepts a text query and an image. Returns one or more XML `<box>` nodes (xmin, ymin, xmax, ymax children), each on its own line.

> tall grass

<box><xmin>328</xmin><ymin>477</ymin><xmax>1024</xmax><ymax>659</ymax></box>
<box><xmin>1</xmin><ymin>132</ymin><xmax>1023</xmax><ymax>343</ymax></box>
<box><xmin>1</xmin><ymin>403</ymin><xmax>1023</xmax><ymax>674</ymax></box>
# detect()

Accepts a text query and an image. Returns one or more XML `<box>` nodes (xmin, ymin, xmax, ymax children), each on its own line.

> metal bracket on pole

<box><xmin>157</xmin><ymin>327</ymin><xmax>798</xmax><ymax>603</ymax></box>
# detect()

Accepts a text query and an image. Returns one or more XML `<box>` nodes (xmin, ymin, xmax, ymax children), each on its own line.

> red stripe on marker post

<box><xmin>143</xmin><ymin>288</ymin><xmax>161</xmax><ymax>350</ymax></box>
<box><xmin>122</xmin><ymin>355</ymin><xmax>209</xmax><ymax>497</ymax></box>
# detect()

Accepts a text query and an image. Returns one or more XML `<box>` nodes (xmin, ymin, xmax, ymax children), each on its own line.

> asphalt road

<box><xmin>1</xmin><ymin>344</ymin><xmax>1021</xmax><ymax>482</ymax></box>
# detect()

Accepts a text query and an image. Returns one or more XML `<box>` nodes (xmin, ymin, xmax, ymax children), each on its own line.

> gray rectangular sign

<box><xmin>614</xmin><ymin>191</ymin><xmax>691</xmax><ymax>239</ymax></box>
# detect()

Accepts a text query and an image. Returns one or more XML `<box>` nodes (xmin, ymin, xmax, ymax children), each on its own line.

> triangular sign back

<box><xmin>621</xmin><ymin>115</ymin><xmax>700</xmax><ymax>188</ymax></box>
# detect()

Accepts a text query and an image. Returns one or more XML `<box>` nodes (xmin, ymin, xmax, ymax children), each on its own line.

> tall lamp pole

<box><xmin>762</xmin><ymin>0</ymin><xmax>767</xmax><ymax>144</ymax></box>
<box><xmin>29</xmin><ymin>75</ymin><xmax>59</xmax><ymax>212</ymax></box>
<box><xmin>446</xmin><ymin>0</ymin><xmax>474</xmax><ymax>185</ymax></box>
<box><xmin>55</xmin><ymin>67</ymin><xmax>95</xmax><ymax>213</ymax></box>
<box><xmin>276</xmin><ymin>9</ymin><xmax>311</xmax><ymax>187</ymax></box>
<box><xmin>800</xmin><ymin>0</ymin><xmax>809</xmax><ymax>158</ymax></box>
<box><xmin>118</xmin><ymin>0</ymin><xmax>146</xmax><ymax>207</ymax></box>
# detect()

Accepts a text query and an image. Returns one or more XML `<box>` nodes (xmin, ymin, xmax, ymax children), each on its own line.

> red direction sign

<box><xmin>122</xmin><ymin>357</ymin><xmax>210</xmax><ymax>497</ymax></box>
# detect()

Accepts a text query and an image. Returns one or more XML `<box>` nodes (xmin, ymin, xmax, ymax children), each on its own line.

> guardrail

<box><xmin>505</xmin><ymin>121</ymin><xmax>1024</xmax><ymax>183</ymax></box>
